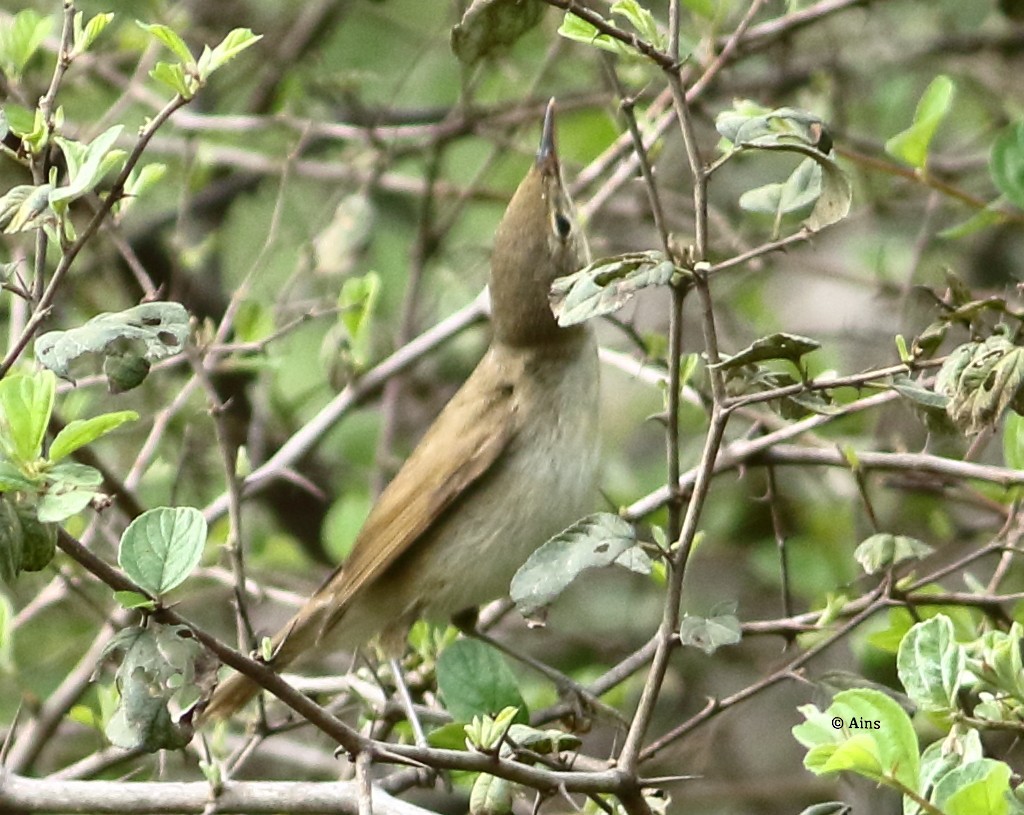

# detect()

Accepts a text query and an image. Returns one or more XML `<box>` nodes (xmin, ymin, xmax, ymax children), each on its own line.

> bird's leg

<box><xmin>388</xmin><ymin>657</ymin><xmax>429</xmax><ymax>749</ymax></box>
<box><xmin>387</xmin><ymin>656</ymin><xmax>444</xmax><ymax>790</ymax></box>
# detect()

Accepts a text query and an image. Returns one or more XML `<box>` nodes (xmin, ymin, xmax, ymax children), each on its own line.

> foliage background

<box><xmin>4</xmin><ymin>0</ymin><xmax>1024</xmax><ymax>813</ymax></box>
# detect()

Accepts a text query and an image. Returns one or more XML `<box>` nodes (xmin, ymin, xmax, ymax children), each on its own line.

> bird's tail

<box><xmin>198</xmin><ymin>593</ymin><xmax>332</xmax><ymax>722</ymax></box>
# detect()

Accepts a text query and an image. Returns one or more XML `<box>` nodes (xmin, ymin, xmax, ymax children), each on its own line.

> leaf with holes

<box><xmin>712</xmin><ymin>332</ymin><xmax>821</xmax><ymax>371</ymax></box>
<box><xmin>35</xmin><ymin>301</ymin><xmax>189</xmax><ymax>386</ymax></box>
<box><xmin>451</xmin><ymin>0</ymin><xmax>544</xmax><ymax>64</ymax></box>
<box><xmin>679</xmin><ymin>603</ymin><xmax>742</xmax><ymax>655</ymax></box>
<box><xmin>550</xmin><ymin>252</ymin><xmax>679</xmax><ymax>327</ymax></box>
<box><xmin>510</xmin><ymin>513</ymin><xmax>647</xmax><ymax>616</ymax></box>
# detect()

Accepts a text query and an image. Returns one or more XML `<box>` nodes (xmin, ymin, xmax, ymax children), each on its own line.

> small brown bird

<box><xmin>203</xmin><ymin>101</ymin><xmax>599</xmax><ymax>720</ymax></box>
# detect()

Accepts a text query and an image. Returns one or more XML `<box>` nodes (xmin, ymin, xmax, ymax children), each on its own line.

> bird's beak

<box><xmin>536</xmin><ymin>98</ymin><xmax>559</xmax><ymax>176</ymax></box>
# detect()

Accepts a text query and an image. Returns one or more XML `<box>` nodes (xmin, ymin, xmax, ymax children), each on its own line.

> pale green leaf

<box><xmin>136</xmin><ymin>22</ymin><xmax>195</xmax><ymax>65</ymax></box>
<box><xmin>896</xmin><ymin>615</ymin><xmax>963</xmax><ymax>712</ymax></box>
<box><xmin>854</xmin><ymin>533</ymin><xmax>934</xmax><ymax>575</ymax></box>
<box><xmin>0</xmin><ymin>371</ymin><xmax>55</xmax><ymax>464</ymax></box>
<box><xmin>0</xmin><ymin>10</ymin><xmax>52</xmax><ymax>78</ymax></box>
<box><xmin>35</xmin><ymin>301</ymin><xmax>189</xmax><ymax>384</ymax></box>
<box><xmin>885</xmin><ymin>75</ymin><xmax>956</xmax><ymax>169</ymax></box>
<box><xmin>49</xmin><ymin>411</ymin><xmax>138</xmax><ymax>462</ymax></box>
<box><xmin>550</xmin><ymin>251</ymin><xmax>679</xmax><ymax>327</ymax></box>
<box><xmin>510</xmin><ymin>513</ymin><xmax>640</xmax><ymax>615</ymax></box>
<box><xmin>712</xmin><ymin>332</ymin><xmax>820</xmax><ymax>371</ymax></box>
<box><xmin>118</xmin><ymin>507</ymin><xmax>207</xmax><ymax>596</ymax></box>
<box><xmin>679</xmin><ymin>604</ymin><xmax>742</xmax><ymax>655</ymax></box>
<box><xmin>990</xmin><ymin>121</ymin><xmax>1024</xmax><ymax>210</ymax></box>
<box><xmin>451</xmin><ymin>0</ymin><xmax>544</xmax><ymax>64</ymax></box>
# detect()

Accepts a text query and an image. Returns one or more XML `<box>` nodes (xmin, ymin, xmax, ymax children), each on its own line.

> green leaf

<box><xmin>0</xmin><ymin>499</ymin><xmax>23</xmax><ymax>585</ymax></box>
<box><xmin>891</xmin><ymin>375</ymin><xmax>949</xmax><ymax>413</ymax></box>
<box><xmin>0</xmin><ymin>371</ymin><xmax>55</xmax><ymax>464</ymax></box>
<box><xmin>611</xmin><ymin>0</ymin><xmax>665</xmax><ymax>49</ymax></box>
<box><xmin>510</xmin><ymin>513</ymin><xmax>645</xmax><ymax>616</ymax></box>
<box><xmin>0</xmin><ymin>9</ymin><xmax>53</xmax><ymax>78</ymax></box>
<box><xmin>35</xmin><ymin>301</ymin><xmax>190</xmax><ymax>384</ymax></box>
<box><xmin>740</xmin><ymin>143</ymin><xmax>849</xmax><ymax>230</ymax></box>
<box><xmin>739</xmin><ymin>158</ymin><xmax>822</xmax><ymax>217</ymax></box>
<box><xmin>917</xmin><ymin>730</ymin><xmax>983</xmax><ymax>811</ymax></box>
<box><xmin>118</xmin><ymin>507</ymin><xmax>207</xmax><ymax>596</ymax></box>
<box><xmin>427</xmin><ymin>721</ymin><xmax>468</xmax><ymax>749</ymax></box>
<box><xmin>117</xmin><ymin>163</ymin><xmax>167</xmax><ymax>218</ymax></box>
<box><xmin>792</xmin><ymin>688</ymin><xmax>920</xmax><ymax>789</ymax></box>
<box><xmin>1005</xmin><ymin>411</ymin><xmax>1024</xmax><ymax>470</ymax></box>
<box><xmin>312</xmin><ymin>193</ymin><xmax>375</xmax><ymax>276</ymax></box>
<box><xmin>136</xmin><ymin>22</ymin><xmax>195</xmax><ymax>66</ymax></box>
<box><xmin>936</xmin><ymin>333</ymin><xmax>1024</xmax><ymax>435</ymax></box>
<box><xmin>939</xmin><ymin>201</ymin><xmax>1009</xmax><ymax>239</ymax></box>
<box><xmin>934</xmin><ymin>759</ymin><xmax>1012</xmax><ymax>815</ymax></box>
<box><xmin>113</xmin><ymin>590</ymin><xmax>157</xmax><ymax>610</ymax></box>
<box><xmin>0</xmin><ymin>590</ymin><xmax>13</xmax><ymax>671</ymax></box>
<box><xmin>557</xmin><ymin>12</ymin><xmax>633</xmax><ymax>56</ymax></box>
<box><xmin>50</xmin><ymin>126</ymin><xmax>125</xmax><ymax>207</ymax></box>
<box><xmin>436</xmin><ymin>639</ymin><xmax>527</xmax><ymax>723</ymax></box>
<box><xmin>716</xmin><ymin>104</ymin><xmax>833</xmax><ymax>153</ymax></box>
<box><xmin>38</xmin><ymin>460</ymin><xmax>103</xmax><ymax>522</ymax></box>
<box><xmin>715</xmin><ymin>103</ymin><xmax>849</xmax><ymax>229</ymax></box>
<box><xmin>103</xmin><ymin>623</ymin><xmax>198</xmax><ymax>751</ymax></box>
<box><xmin>46</xmin><ymin>462</ymin><xmax>104</xmax><ymax>488</ymax></box>
<box><xmin>469</xmin><ymin>773</ymin><xmax>513</xmax><ymax>815</ymax></box>
<box><xmin>0</xmin><ymin>462</ymin><xmax>37</xmax><ymax>492</ymax></box>
<box><xmin>0</xmin><ymin>184</ymin><xmax>55</xmax><ymax>234</ymax></box>
<box><xmin>338</xmin><ymin>271</ymin><xmax>381</xmax><ymax>369</ymax></box>
<box><xmin>990</xmin><ymin>121</ymin><xmax>1024</xmax><ymax>210</ymax></box>
<box><xmin>678</xmin><ymin>602</ymin><xmax>742</xmax><ymax>655</ymax></box>
<box><xmin>506</xmin><ymin>723</ymin><xmax>582</xmax><ymax>754</ymax></box>
<box><xmin>196</xmin><ymin>27</ymin><xmax>262</xmax><ymax>79</ymax></box>
<box><xmin>896</xmin><ymin>615</ymin><xmax>964</xmax><ymax>712</ymax></box>
<box><xmin>884</xmin><ymin>75</ymin><xmax>956</xmax><ymax>169</ymax></box>
<box><xmin>49</xmin><ymin>411</ymin><xmax>138</xmax><ymax>462</ymax></box>
<box><xmin>149</xmin><ymin>61</ymin><xmax>193</xmax><ymax>98</ymax></box>
<box><xmin>853</xmin><ymin>533</ymin><xmax>934</xmax><ymax>575</ymax></box>
<box><xmin>464</xmin><ymin>706</ymin><xmax>519</xmax><ymax>751</ymax></box>
<box><xmin>450</xmin><ymin>0</ymin><xmax>545</xmax><ymax>65</ymax></box>
<box><xmin>550</xmin><ymin>251</ymin><xmax>679</xmax><ymax>327</ymax></box>
<box><xmin>72</xmin><ymin>11</ymin><xmax>114</xmax><ymax>56</ymax></box>
<box><xmin>968</xmin><ymin>626</ymin><xmax>1024</xmax><ymax>699</ymax></box>
<box><xmin>711</xmin><ymin>332</ymin><xmax>820</xmax><ymax>371</ymax></box>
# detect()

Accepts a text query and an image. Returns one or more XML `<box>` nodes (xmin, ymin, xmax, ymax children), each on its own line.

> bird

<box><xmin>202</xmin><ymin>100</ymin><xmax>599</xmax><ymax>720</ymax></box>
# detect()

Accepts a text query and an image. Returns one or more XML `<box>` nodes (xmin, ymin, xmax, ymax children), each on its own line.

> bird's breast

<box><xmin>363</xmin><ymin>334</ymin><xmax>600</xmax><ymax>631</ymax></box>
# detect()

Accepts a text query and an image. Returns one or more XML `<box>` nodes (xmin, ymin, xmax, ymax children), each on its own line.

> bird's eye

<box><xmin>554</xmin><ymin>212</ymin><xmax>572</xmax><ymax>239</ymax></box>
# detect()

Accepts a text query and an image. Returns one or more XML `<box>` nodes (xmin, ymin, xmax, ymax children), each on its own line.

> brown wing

<box><xmin>304</xmin><ymin>359</ymin><xmax>518</xmax><ymax>638</ymax></box>
<box><xmin>200</xmin><ymin>357</ymin><xmax>518</xmax><ymax>721</ymax></box>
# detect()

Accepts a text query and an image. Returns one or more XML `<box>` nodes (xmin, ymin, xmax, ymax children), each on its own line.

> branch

<box><xmin>623</xmin><ymin>390</ymin><xmax>901</xmax><ymax>521</ymax></box>
<box><xmin>0</xmin><ymin>92</ymin><xmax>191</xmax><ymax>375</ymax></box>
<box><xmin>731</xmin><ymin>0</ymin><xmax>871</xmax><ymax>53</ymax></box>
<box><xmin>0</xmin><ymin>774</ymin><xmax>435</xmax><ymax>815</ymax></box>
